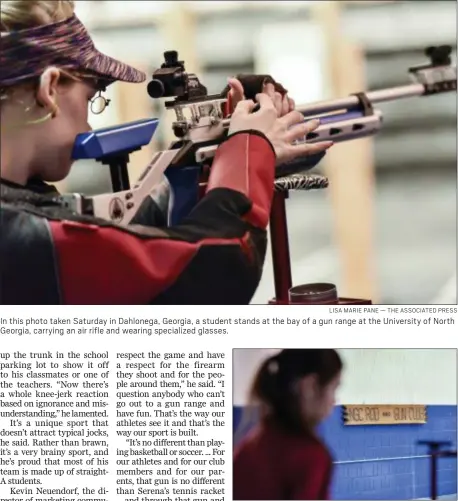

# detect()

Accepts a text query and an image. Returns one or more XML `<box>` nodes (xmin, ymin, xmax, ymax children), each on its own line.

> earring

<box><xmin>51</xmin><ymin>102</ymin><xmax>59</xmax><ymax>118</ymax></box>
<box><xmin>24</xmin><ymin>101</ymin><xmax>58</xmax><ymax>126</ymax></box>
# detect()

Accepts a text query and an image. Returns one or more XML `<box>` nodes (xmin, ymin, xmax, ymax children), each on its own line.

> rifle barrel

<box><xmin>297</xmin><ymin>83</ymin><xmax>425</xmax><ymax>116</ymax></box>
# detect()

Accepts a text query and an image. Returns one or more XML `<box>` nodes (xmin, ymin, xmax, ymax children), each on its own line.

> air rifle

<box><xmin>64</xmin><ymin>46</ymin><xmax>456</xmax><ymax>304</ymax></box>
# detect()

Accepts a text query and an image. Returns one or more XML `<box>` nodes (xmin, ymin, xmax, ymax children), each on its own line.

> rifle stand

<box><xmin>417</xmin><ymin>440</ymin><xmax>457</xmax><ymax>500</ymax></box>
<box><xmin>269</xmin><ymin>173</ymin><xmax>372</xmax><ymax>305</ymax></box>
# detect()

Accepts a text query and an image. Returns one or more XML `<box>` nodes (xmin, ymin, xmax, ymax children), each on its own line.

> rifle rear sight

<box><xmin>147</xmin><ymin>50</ymin><xmax>227</xmax><ymax>140</ymax></box>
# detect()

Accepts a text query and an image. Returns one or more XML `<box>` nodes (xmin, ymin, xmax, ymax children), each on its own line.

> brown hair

<box><xmin>0</xmin><ymin>1</ymin><xmax>71</xmax><ymax>111</ymax></box>
<box><xmin>0</xmin><ymin>1</ymin><xmax>103</xmax><ymax>118</ymax></box>
<box><xmin>247</xmin><ymin>349</ymin><xmax>343</xmax><ymax>435</ymax></box>
<box><xmin>0</xmin><ymin>0</ymin><xmax>74</xmax><ymax>32</ymax></box>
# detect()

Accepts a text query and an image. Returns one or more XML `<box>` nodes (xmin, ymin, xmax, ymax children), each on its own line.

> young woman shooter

<box><xmin>234</xmin><ymin>349</ymin><xmax>343</xmax><ymax>500</ymax></box>
<box><xmin>0</xmin><ymin>1</ymin><xmax>332</xmax><ymax>304</ymax></box>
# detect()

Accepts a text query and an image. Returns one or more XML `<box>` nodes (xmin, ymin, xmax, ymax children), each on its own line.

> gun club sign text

<box><xmin>343</xmin><ymin>405</ymin><xmax>427</xmax><ymax>425</ymax></box>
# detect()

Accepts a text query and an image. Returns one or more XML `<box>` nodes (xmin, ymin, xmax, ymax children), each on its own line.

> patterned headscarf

<box><xmin>0</xmin><ymin>14</ymin><xmax>146</xmax><ymax>87</ymax></box>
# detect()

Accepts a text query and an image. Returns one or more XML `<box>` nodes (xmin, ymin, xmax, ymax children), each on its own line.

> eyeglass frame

<box><xmin>60</xmin><ymin>69</ymin><xmax>112</xmax><ymax>115</ymax></box>
<box><xmin>74</xmin><ymin>72</ymin><xmax>112</xmax><ymax>115</ymax></box>
<box><xmin>89</xmin><ymin>89</ymin><xmax>111</xmax><ymax>115</ymax></box>
<box><xmin>0</xmin><ymin>69</ymin><xmax>113</xmax><ymax>117</ymax></box>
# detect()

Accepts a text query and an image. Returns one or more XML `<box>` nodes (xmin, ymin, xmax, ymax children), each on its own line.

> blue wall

<box><xmin>233</xmin><ymin>405</ymin><xmax>457</xmax><ymax>500</ymax></box>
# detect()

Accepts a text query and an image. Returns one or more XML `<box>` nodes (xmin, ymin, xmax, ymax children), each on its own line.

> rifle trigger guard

<box><xmin>351</xmin><ymin>92</ymin><xmax>374</xmax><ymax>117</ymax></box>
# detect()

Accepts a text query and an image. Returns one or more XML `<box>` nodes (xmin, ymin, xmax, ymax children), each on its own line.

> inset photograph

<box><xmin>233</xmin><ymin>349</ymin><xmax>457</xmax><ymax>500</ymax></box>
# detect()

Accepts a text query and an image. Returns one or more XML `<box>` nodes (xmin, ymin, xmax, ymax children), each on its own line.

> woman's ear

<box><xmin>36</xmin><ymin>67</ymin><xmax>61</xmax><ymax>111</ymax></box>
<box><xmin>298</xmin><ymin>374</ymin><xmax>320</xmax><ymax>400</ymax></box>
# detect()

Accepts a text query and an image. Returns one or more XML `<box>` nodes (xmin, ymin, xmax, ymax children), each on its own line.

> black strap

<box><xmin>220</xmin><ymin>74</ymin><xmax>288</xmax><ymax>101</ymax></box>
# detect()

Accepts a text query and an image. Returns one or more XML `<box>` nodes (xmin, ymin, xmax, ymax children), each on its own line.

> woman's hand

<box><xmin>228</xmin><ymin>94</ymin><xmax>333</xmax><ymax>165</ymax></box>
<box><xmin>227</xmin><ymin>77</ymin><xmax>295</xmax><ymax>117</ymax></box>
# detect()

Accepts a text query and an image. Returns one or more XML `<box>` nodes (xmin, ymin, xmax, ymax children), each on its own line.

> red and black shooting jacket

<box><xmin>0</xmin><ymin>130</ymin><xmax>276</xmax><ymax>305</ymax></box>
<box><xmin>234</xmin><ymin>423</ymin><xmax>333</xmax><ymax>500</ymax></box>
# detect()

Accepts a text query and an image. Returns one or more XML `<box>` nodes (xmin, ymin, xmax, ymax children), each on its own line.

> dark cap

<box><xmin>0</xmin><ymin>14</ymin><xmax>146</xmax><ymax>87</ymax></box>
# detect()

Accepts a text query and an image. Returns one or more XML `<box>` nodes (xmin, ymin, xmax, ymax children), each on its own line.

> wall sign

<box><xmin>343</xmin><ymin>405</ymin><xmax>427</xmax><ymax>425</ymax></box>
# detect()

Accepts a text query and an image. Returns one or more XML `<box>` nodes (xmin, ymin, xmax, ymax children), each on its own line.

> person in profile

<box><xmin>0</xmin><ymin>1</ymin><xmax>333</xmax><ymax>306</ymax></box>
<box><xmin>233</xmin><ymin>349</ymin><xmax>342</xmax><ymax>500</ymax></box>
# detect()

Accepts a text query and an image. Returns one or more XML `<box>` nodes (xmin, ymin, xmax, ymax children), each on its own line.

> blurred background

<box><xmin>68</xmin><ymin>0</ymin><xmax>457</xmax><ymax>305</ymax></box>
